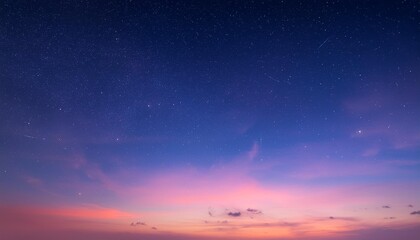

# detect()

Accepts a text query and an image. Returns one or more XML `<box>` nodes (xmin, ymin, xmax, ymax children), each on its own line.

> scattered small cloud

<box><xmin>227</xmin><ymin>211</ymin><xmax>241</xmax><ymax>217</ymax></box>
<box><xmin>151</xmin><ymin>227</ymin><xmax>157</xmax><ymax>230</ymax></box>
<box><xmin>408</xmin><ymin>204</ymin><xmax>414</xmax><ymax>208</ymax></box>
<box><xmin>208</xmin><ymin>207</ymin><xmax>214</xmax><ymax>217</ymax></box>
<box><xmin>384</xmin><ymin>217</ymin><xmax>396</xmax><ymax>220</ymax></box>
<box><xmin>130</xmin><ymin>221</ymin><xmax>146</xmax><ymax>226</ymax></box>
<box><xmin>329</xmin><ymin>216</ymin><xmax>335</xmax><ymax>219</ymax></box>
<box><xmin>410</xmin><ymin>211</ymin><xmax>420</xmax><ymax>215</ymax></box>
<box><xmin>247</xmin><ymin>208</ymin><xmax>262</xmax><ymax>214</ymax></box>
<box><xmin>382</xmin><ymin>205</ymin><xmax>391</xmax><ymax>209</ymax></box>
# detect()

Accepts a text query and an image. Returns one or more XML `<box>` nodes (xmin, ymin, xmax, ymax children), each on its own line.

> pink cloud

<box><xmin>361</xmin><ymin>146</ymin><xmax>380</xmax><ymax>157</ymax></box>
<box><xmin>343</xmin><ymin>94</ymin><xmax>390</xmax><ymax>114</ymax></box>
<box><xmin>22</xmin><ymin>175</ymin><xmax>44</xmax><ymax>186</ymax></box>
<box><xmin>344</xmin><ymin>92</ymin><xmax>420</xmax><ymax>151</ymax></box>
<box><xmin>288</xmin><ymin>160</ymin><xmax>389</xmax><ymax>180</ymax></box>
<box><xmin>0</xmin><ymin>204</ymin><xmax>136</xmax><ymax>237</ymax></box>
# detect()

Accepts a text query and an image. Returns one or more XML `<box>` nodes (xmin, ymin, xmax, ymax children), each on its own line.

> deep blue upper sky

<box><xmin>1</xmin><ymin>0</ymin><xmax>419</xmax><ymax>193</ymax></box>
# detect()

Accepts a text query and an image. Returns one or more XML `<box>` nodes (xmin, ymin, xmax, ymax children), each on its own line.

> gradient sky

<box><xmin>1</xmin><ymin>1</ymin><xmax>420</xmax><ymax>239</ymax></box>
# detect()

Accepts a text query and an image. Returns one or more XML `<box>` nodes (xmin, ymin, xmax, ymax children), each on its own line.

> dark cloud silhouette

<box><xmin>247</xmin><ymin>208</ymin><xmax>262</xmax><ymax>214</ymax></box>
<box><xmin>227</xmin><ymin>211</ymin><xmax>241</xmax><ymax>217</ymax></box>
<box><xmin>382</xmin><ymin>206</ymin><xmax>391</xmax><ymax>209</ymax></box>
<box><xmin>329</xmin><ymin>216</ymin><xmax>335</xmax><ymax>219</ymax></box>
<box><xmin>410</xmin><ymin>211</ymin><xmax>420</xmax><ymax>215</ymax></box>
<box><xmin>208</xmin><ymin>207</ymin><xmax>214</xmax><ymax>217</ymax></box>
<box><xmin>130</xmin><ymin>221</ymin><xmax>146</xmax><ymax>226</ymax></box>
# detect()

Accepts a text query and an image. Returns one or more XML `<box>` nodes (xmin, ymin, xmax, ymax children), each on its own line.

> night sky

<box><xmin>1</xmin><ymin>1</ymin><xmax>420</xmax><ymax>239</ymax></box>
